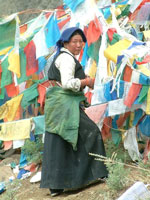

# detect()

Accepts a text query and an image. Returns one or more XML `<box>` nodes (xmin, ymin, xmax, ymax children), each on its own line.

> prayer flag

<box><xmin>63</xmin><ymin>0</ymin><xmax>85</xmax><ymax>12</ymax></box>
<box><xmin>1</xmin><ymin>57</ymin><xmax>12</xmax><ymax>88</ymax></box>
<box><xmin>123</xmin><ymin>65</ymin><xmax>132</xmax><ymax>82</ymax></box>
<box><xmin>24</xmin><ymin>40</ymin><xmax>38</xmax><ymax>76</ymax></box>
<box><xmin>146</xmin><ymin>88</ymin><xmax>150</xmax><ymax>114</ymax></box>
<box><xmin>8</xmin><ymin>48</ymin><xmax>20</xmax><ymax>78</ymax></box>
<box><xmin>124</xmin><ymin>83</ymin><xmax>142</xmax><ymax>108</ymax></box>
<box><xmin>85</xmin><ymin>103</ymin><xmax>107</xmax><ymax>124</ymax></box>
<box><xmin>104</xmin><ymin>39</ymin><xmax>132</xmax><ymax>63</ymax></box>
<box><xmin>5</xmin><ymin>82</ymin><xmax>19</xmax><ymax>97</ymax></box>
<box><xmin>44</xmin><ymin>14</ymin><xmax>60</xmax><ymax>48</ymax></box>
<box><xmin>86</xmin><ymin>16</ymin><xmax>102</xmax><ymax>46</ymax></box>
<box><xmin>0</xmin><ymin>14</ymin><xmax>17</xmax><ymax>51</ymax></box>
<box><xmin>5</xmin><ymin>94</ymin><xmax>24</xmax><ymax>121</ymax></box>
<box><xmin>37</xmin><ymin>56</ymin><xmax>47</xmax><ymax>74</ymax></box>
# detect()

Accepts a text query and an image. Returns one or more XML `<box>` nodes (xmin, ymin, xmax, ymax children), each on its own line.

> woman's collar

<box><xmin>60</xmin><ymin>47</ymin><xmax>74</xmax><ymax>57</ymax></box>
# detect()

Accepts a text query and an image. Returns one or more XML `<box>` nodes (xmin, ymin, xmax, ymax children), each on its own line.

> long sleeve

<box><xmin>55</xmin><ymin>49</ymin><xmax>81</xmax><ymax>92</ymax></box>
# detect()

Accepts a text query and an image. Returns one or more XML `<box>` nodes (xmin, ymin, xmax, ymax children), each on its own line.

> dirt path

<box><xmin>2</xmin><ymin>178</ymin><xmax>117</xmax><ymax>200</ymax></box>
<box><xmin>19</xmin><ymin>180</ymin><xmax>107</xmax><ymax>200</ymax></box>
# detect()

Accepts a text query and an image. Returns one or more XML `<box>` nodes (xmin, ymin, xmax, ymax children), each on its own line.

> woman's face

<box><xmin>64</xmin><ymin>34</ymin><xmax>84</xmax><ymax>55</ymax></box>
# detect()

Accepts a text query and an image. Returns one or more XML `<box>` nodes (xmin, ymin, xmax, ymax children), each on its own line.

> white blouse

<box><xmin>55</xmin><ymin>48</ymin><xmax>81</xmax><ymax>92</ymax></box>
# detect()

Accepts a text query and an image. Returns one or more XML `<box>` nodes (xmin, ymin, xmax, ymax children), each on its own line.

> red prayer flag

<box><xmin>5</xmin><ymin>82</ymin><xmax>19</xmax><ymax>97</ymax></box>
<box><xmin>123</xmin><ymin>65</ymin><xmax>132</xmax><ymax>82</ymax></box>
<box><xmin>20</xmin><ymin>24</ymin><xmax>28</xmax><ymax>34</ymax></box>
<box><xmin>58</xmin><ymin>16</ymin><xmax>71</xmax><ymax>30</ymax></box>
<box><xmin>86</xmin><ymin>16</ymin><xmax>102</xmax><ymax>46</ymax></box>
<box><xmin>101</xmin><ymin>117</ymin><xmax>112</xmax><ymax>141</ymax></box>
<box><xmin>124</xmin><ymin>83</ymin><xmax>142</xmax><ymax>108</ymax></box>
<box><xmin>45</xmin><ymin>12</ymin><xmax>52</xmax><ymax>19</ymax></box>
<box><xmin>56</xmin><ymin>6</ymin><xmax>66</xmax><ymax>18</ymax></box>
<box><xmin>107</xmin><ymin>28</ymin><xmax>117</xmax><ymax>42</ymax></box>
<box><xmin>38</xmin><ymin>80</ymin><xmax>50</xmax><ymax>107</ymax></box>
<box><xmin>85</xmin><ymin>91</ymin><xmax>93</xmax><ymax>104</ymax></box>
<box><xmin>0</xmin><ymin>64</ymin><xmax>2</xmax><ymax>73</ymax></box>
<box><xmin>24</xmin><ymin>40</ymin><xmax>38</xmax><ymax>76</ymax></box>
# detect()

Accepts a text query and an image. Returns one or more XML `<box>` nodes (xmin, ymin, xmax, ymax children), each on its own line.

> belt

<box><xmin>49</xmin><ymin>80</ymin><xmax>61</xmax><ymax>87</ymax></box>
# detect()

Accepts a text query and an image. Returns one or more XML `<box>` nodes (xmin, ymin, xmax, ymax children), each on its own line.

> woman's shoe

<box><xmin>98</xmin><ymin>176</ymin><xmax>108</xmax><ymax>182</ymax></box>
<box><xmin>50</xmin><ymin>189</ymin><xmax>64</xmax><ymax>197</ymax></box>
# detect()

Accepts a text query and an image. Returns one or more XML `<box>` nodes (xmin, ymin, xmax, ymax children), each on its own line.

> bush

<box><xmin>21</xmin><ymin>136</ymin><xmax>44</xmax><ymax>164</ymax></box>
<box><xmin>106</xmin><ymin>158</ymin><xmax>130</xmax><ymax>191</ymax></box>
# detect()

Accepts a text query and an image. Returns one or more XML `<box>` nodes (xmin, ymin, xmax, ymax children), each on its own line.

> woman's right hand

<box><xmin>81</xmin><ymin>77</ymin><xmax>95</xmax><ymax>89</ymax></box>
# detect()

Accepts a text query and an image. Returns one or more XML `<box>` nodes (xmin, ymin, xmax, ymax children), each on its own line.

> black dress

<box><xmin>40</xmin><ymin>52</ymin><xmax>108</xmax><ymax>190</ymax></box>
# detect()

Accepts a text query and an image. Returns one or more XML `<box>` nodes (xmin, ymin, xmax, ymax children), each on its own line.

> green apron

<box><xmin>45</xmin><ymin>86</ymin><xmax>86</xmax><ymax>150</ymax></box>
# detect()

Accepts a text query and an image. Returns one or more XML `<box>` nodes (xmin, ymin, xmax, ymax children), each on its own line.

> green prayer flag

<box><xmin>1</xmin><ymin>56</ymin><xmax>12</xmax><ymax>88</ymax></box>
<box><xmin>21</xmin><ymin>83</ymin><xmax>39</xmax><ymax>109</ymax></box>
<box><xmin>111</xmin><ymin>129</ymin><xmax>122</xmax><ymax>146</ymax></box>
<box><xmin>117</xmin><ymin>5</ymin><xmax>131</xmax><ymax>20</ymax></box>
<box><xmin>87</xmin><ymin>37</ymin><xmax>101</xmax><ymax>65</ymax></box>
<box><xmin>107</xmin><ymin>33</ymin><xmax>122</xmax><ymax>45</ymax></box>
<box><xmin>33</xmin><ymin>115</ymin><xmax>45</xmax><ymax>135</ymax></box>
<box><xmin>0</xmin><ymin>87</ymin><xmax>5</xmax><ymax>99</ymax></box>
<box><xmin>138</xmin><ymin>85</ymin><xmax>149</xmax><ymax>103</ymax></box>
<box><xmin>0</xmin><ymin>16</ymin><xmax>16</xmax><ymax>51</ymax></box>
<box><xmin>125</xmin><ymin>116</ymin><xmax>130</xmax><ymax>130</ymax></box>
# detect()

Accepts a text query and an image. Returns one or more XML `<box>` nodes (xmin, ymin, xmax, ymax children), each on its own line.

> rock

<box><xmin>0</xmin><ymin>165</ymin><xmax>15</xmax><ymax>182</ymax></box>
<box><xmin>0</xmin><ymin>154</ymin><xmax>20</xmax><ymax>167</ymax></box>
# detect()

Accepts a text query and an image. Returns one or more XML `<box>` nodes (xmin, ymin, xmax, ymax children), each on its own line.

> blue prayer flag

<box><xmin>45</xmin><ymin>14</ymin><xmax>60</xmax><ymax>48</ymax></box>
<box><xmin>37</xmin><ymin>56</ymin><xmax>47</xmax><ymax>74</ymax></box>
<box><xmin>81</xmin><ymin>42</ymin><xmax>88</xmax><ymax>69</ymax></box>
<box><xmin>139</xmin><ymin>115</ymin><xmax>150</xmax><ymax>137</ymax></box>
<box><xmin>63</xmin><ymin>0</ymin><xmax>85</xmax><ymax>12</ymax></box>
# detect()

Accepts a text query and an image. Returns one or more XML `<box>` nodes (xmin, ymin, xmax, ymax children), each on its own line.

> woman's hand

<box><xmin>81</xmin><ymin>77</ymin><xmax>95</xmax><ymax>89</ymax></box>
<box><xmin>86</xmin><ymin>77</ymin><xmax>95</xmax><ymax>89</ymax></box>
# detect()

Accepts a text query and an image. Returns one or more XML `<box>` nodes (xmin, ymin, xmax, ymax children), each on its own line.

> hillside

<box><xmin>0</xmin><ymin>0</ymin><xmax>63</xmax><ymax>23</ymax></box>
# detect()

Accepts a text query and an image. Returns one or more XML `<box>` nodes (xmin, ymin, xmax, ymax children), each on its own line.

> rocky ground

<box><xmin>1</xmin><ymin>176</ymin><xmax>115</xmax><ymax>200</ymax></box>
<box><xmin>0</xmin><ymin>153</ymin><xmax>119</xmax><ymax>200</ymax></box>
<box><xmin>14</xmin><ymin>179</ymin><xmax>108</xmax><ymax>200</ymax></box>
<box><xmin>1</xmin><ymin>144</ymin><xmax>150</xmax><ymax>200</ymax></box>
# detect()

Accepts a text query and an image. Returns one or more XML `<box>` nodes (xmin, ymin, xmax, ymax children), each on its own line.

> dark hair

<box><xmin>69</xmin><ymin>30</ymin><xmax>85</xmax><ymax>41</ymax></box>
<box><xmin>63</xmin><ymin>31</ymin><xmax>83</xmax><ymax>45</ymax></box>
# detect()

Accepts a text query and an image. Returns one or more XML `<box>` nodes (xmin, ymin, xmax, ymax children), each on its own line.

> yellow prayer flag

<box><xmin>104</xmin><ymin>39</ymin><xmax>132</xmax><ymax>63</ymax></box>
<box><xmin>107</xmin><ymin>60</ymin><xmax>117</xmax><ymax>77</ymax></box>
<box><xmin>0</xmin><ymin>46</ymin><xmax>12</xmax><ymax>56</ymax></box>
<box><xmin>129</xmin><ymin>112</ymin><xmax>134</xmax><ymax>128</ymax></box>
<box><xmin>129</xmin><ymin>57</ymin><xmax>136</xmax><ymax>65</ymax></box>
<box><xmin>0</xmin><ymin>119</ymin><xmax>31</xmax><ymax>141</ymax></box>
<box><xmin>5</xmin><ymin>94</ymin><xmax>24</xmax><ymax>121</ymax></box>
<box><xmin>121</xmin><ymin>130</ymin><xmax>127</xmax><ymax>142</ymax></box>
<box><xmin>8</xmin><ymin>49</ymin><xmax>21</xmax><ymax>78</ymax></box>
<box><xmin>146</xmin><ymin>88</ymin><xmax>150</xmax><ymax>114</ymax></box>
<box><xmin>88</xmin><ymin>60</ymin><xmax>97</xmax><ymax>78</ymax></box>
<box><xmin>0</xmin><ymin>104</ymin><xmax>8</xmax><ymax>120</ymax></box>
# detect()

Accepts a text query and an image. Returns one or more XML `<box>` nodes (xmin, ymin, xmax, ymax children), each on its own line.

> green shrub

<box><xmin>106</xmin><ymin>158</ymin><xmax>130</xmax><ymax>191</ymax></box>
<box><xmin>1</xmin><ymin>179</ymin><xmax>22</xmax><ymax>200</ymax></box>
<box><xmin>21</xmin><ymin>136</ymin><xmax>43</xmax><ymax>164</ymax></box>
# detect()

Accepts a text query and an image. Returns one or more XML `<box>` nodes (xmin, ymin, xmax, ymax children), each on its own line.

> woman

<box><xmin>40</xmin><ymin>27</ymin><xmax>108</xmax><ymax>197</ymax></box>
